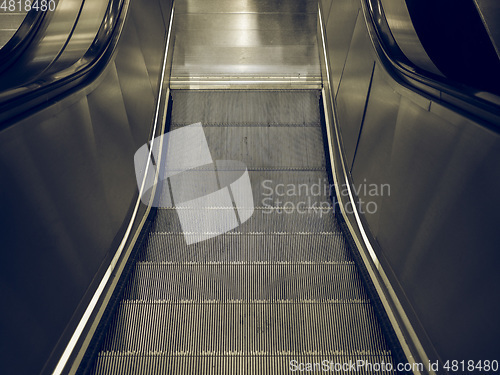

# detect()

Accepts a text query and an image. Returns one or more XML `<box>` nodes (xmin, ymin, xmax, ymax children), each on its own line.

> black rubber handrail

<box><xmin>364</xmin><ymin>0</ymin><xmax>500</xmax><ymax>128</ymax></box>
<box><xmin>0</xmin><ymin>0</ymin><xmax>128</xmax><ymax>129</ymax></box>
<box><xmin>0</xmin><ymin>7</ymin><xmax>46</xmax><ymax>73</ymax></box>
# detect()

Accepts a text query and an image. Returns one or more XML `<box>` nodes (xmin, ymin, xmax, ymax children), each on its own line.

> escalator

<box><xmin>1</xmin><ymin>0</ymin><xmax>499</xmax><ymax>374</ymax></box>
<box><xmin>86</xmin><ymin>90</ymin><xmax>400</xmax><ymax>374</ymax></box>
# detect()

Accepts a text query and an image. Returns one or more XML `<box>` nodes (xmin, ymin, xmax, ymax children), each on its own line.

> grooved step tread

<box><xmin>99</xmin><ymin>301</ymin><xmax>391</xmax><ymax>354</ymax></box>
<box><xmin>139</xmin><ymin>232</ymin><xmax>351</xmax><ymax>263</ymax></box>
<box><xmin>122</xmin><ymin>262</ymin><xmax>367</xmax><ymax>301</ymax></box>
<box><xmin>151</xmin><ymin>208</ymin><xmax>340</xmax><ymax>234</ymax></box>
<box><xmin>92</xmin><ymin>353</ymin><xmax>396</xmax><ymax>375</ymax></box>
<box><xmin>171</xmin><ymin>90</ymin><xmax>321</xmax><ymax>126</ymax></box>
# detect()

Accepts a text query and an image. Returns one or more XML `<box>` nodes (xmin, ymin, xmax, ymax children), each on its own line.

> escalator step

<box><xmin>139</xmin><ymin>233</ymin><xmax>350</xmax><ymax>263</ymax></box>
<box><xmin>99</xmin><ymin>301</ymin><xmax>391</xmax><ymax>355</ymax></box>
<box><xmin>197</xmin><ymin>126</ymin><xmax>326</xmax><ymax>169</ymax></box>
<box><xmin>151</xmin><ymin>208</ymin><xmax>340</xmax><ymax>234</ymax></box>
<box><xmin>122</xmin><ymin>262</ymin><xmax>368</xmax><ymax>301</ymax></box>
<box><xmin>153</xmin><ymin>170</ymin><xmax>334</xmax><ymax>207</ymax></box>
<box><xmin>171</xmin><ymin>90</ymin><xmax>321</xmax><ymax>126</ymax></box>
<box><xmin>92</xmin><ymin>352</ymin><xmax>396</xmax><ymax>375</ymax></box>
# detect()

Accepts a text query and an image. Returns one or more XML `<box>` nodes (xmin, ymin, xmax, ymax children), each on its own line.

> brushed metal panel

<box><xmin>0</xmin><ymin>1</ymin><xmax>174</xmax><ymax>373</ymax></box>
<box><xmin>45</xmin><ymin>0</ymin><xmax>109</xmax><ymax>72</ymax></box>
<box><xmin>87</xmin><ymin>63</ymin><xmax>139</xmax><ymax>218</ymax></box>
<box><xmin>335</xmin><ymin>12</ymin><xmax>375</xmax><ymax>171</ymax></box>
<box><xmin>172</xmin><ymin>10</ymin><xmax>320</xmax><ymax>83</ymax></box>
<box><xmin>176</xmin><ymin>0</ymin><xmax>318</xmax><ymax>14</ymax></box>
<box><xmin>376</xmin><ymin>96</ymin><xmax>500</xmax><ymax>360</ymax></box>
<box><xmin>0</xmin><ymin>0</ymin><xmax>82</xmax><ymax>89</ymax></box>
<box><xmin>172</xmin><ymin>45</ymin><xmax>320</xmax><ymax>75</ymax></box>
<box><xmin>175</xmin><ymin>28</ymin><xmax>317</xmax><ymax>47</ymax></box>
<box><xmin>0</xmin><ymin>98</ymin><xmax>113</xmax><ymax>375</ymax></box>
<box><xmin>129</xmin><ymin>0</ymin><xmax>167</xmax><ymax>95</ymax></box>
<box><xmin>174</xmin><ymin>13</ymin><xmax>317</xmax><ymax>31</ymax></box>
<box><xmin>114</xmin><ymin>18</ymin><xmax>156</xmax><ymax>148</ymax></box>
<box><xmin>351</xmin><ymin>64</ymin><xmax>401</xmax><ymax>236</ymax></box>
<box><xmin>324</xmin><ymin>0</ymin><xmax>360</xmax><ymax>95</ymax></box>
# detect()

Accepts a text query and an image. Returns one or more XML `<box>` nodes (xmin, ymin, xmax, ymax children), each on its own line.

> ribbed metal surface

<box><xmin>123</xmin><ymin>262</ymin><xmax>368</xmax><ymax>301</ymax></box>
<box><xmin>89</xmin><ymin>89</ymin><xmax>396</xmax><ymax>374</ymax></box>
<box><xmin>171</xmin><ymin>90</ymin><xmax>321</xmax><ymax>126</ymax></box>
<box><xmin>152</xmin><ymin>208</ymin><xmax>341</xmax><ymax>234</ymax></box>
<box><xmin>99</xmin><ymin>301</ymin><xmax>389</xmax><ymax>353</ymax></box>
<box><xmin>93</xmin><ymin>354</ymin><xmax>396</xmax><ymax>375</ymax></box>
<box><xmin>139</xmin><ymin>233</ymin><xmax>351</xmax><ymax>264</ymax></box>
<box><xmin>200</xmin><ymin>126</ymin><xmax>326</xmax><ymax>169</ymax></box>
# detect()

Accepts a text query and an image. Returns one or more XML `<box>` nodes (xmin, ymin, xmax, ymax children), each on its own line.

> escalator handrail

<box><xmin>0</xmin><ymin>0</ymin><xmax>128</xmax><ymax>129</ymax></box>
<box><xmin>364</xmin><ymin>0</ymin><xmax>500</xmax><ymax>128</ymax></box>
<box><xmin>0</xmin><ymin>6</ymin><xmax>47</xmax><ymax>73</ymax></box>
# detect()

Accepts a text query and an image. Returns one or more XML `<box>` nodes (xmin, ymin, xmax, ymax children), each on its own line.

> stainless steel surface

<box><xmin>0</xmin><ymin>1</ymin><xmax>174</xmax><ymax>373</ymax></box>
<box><xmin>351</xmin><ymin>64</ymin><xmax>400</xmax><ymax>236</ymax></box>
<box><xmin>0</xmin><ymin>11</ymin><xmax>27</xmax><ymax>49</ymax></box>
<box><xmin>334</xmin><ymin>12</ymin><xmax>375</xmax><ymax>171</ymax></box>
<box><xmin>44</xmin><ymin>0</ymin><xmax>109</xmax><ymax>73</ymax></box>
<box><xmin>176</xmin><ymin>0</ymin><xmax>318</xmax><ymax>14</ymax></box>
<box><xmin>474</xmin><ymin>0</ymin><xmax>500</xmax><ymax>59</ymax></box>
<box><xmin>324</xmin><ymin>0</ymin><xmax>360</xmax><ymax>96</ymax></box>
<box><xmin>171</xmin><ymin>0</ymin><xmax>321</xmax><ymax>88</ymax></box>
<box><xmin>0</xmin><ymin>0</ymin><xmax>82</xmax><ymax>89</ymax></box>
<box><xmin>379</xmin><ymin>0</ymin><xmax>443</xmax><ymax>76</ymax></box>
<box><xmin>319</xmin><ymin>0</ymin><xmax>500</xmax><ymax>369</ymax></box>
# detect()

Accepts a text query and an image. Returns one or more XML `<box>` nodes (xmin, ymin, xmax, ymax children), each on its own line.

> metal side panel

<box><xmin>114</xmin><ymin>16</ymin><xmax>157</xmax><ymax>149</ymax></box>
<box><xmin>334</xmin><ymin>11</ymin><xmax>375</xmax><ymax>171</ymax></box>
<box><xmin>86</xmin><ymin>62</ymin><xmax>139</xmax><ymax>219</ymax></box>
<box><xmin>0</xmin><ymin>0</ymin><xmax>176</xmax><ymax>373</ymax></box>
<box><xmin>350</xmin><ymin>63</ymin><xmax>401</xmax><ymax>237</ymax></box>
<box><xmin>324</xmin><ymin>0</ymin><xmax>360</xmax><ymax>96</ymax></box>
<box><xmin>0</xmin><ymin>96</ymin><xmax>115</xmax><ymax>375</ymax></box>
<box><xmin>374</xmin><ymin>95</ymin><xmax>500</xmax><ymax>361</ymax></box>
<box><xmin>129</xmin><ymin>0</ymin><xmax>168</xmax><ymax>98</ymax></box>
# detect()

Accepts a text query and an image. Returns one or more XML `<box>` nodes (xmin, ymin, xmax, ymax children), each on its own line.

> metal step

<box><xmin>171</xmin><ymin>90</ymin><xmax>321</xmax><ymax>127</ymax></box>
<box><xmin>139</xmin><ymin>232</ymin><xmax>351</xmax><ymax>264</ymax></box>
<box><xmin>99</xmin><ymin>301</ymin><xmax>390</xmax><ymax>355</ymax></box>
<box><xmin>122</xmin><ymin>262</ymin><xmax>368</xmax><ymax>301</ymax></box>
<box><xmin>151</xmin><ymin>208</ymin><xmax>341</xmax><ymax>235</ymax></box>
<box><xmin>92</xmin><ymin>353</ymin><xmax>396</xmax><ymax>375</ymax></box>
